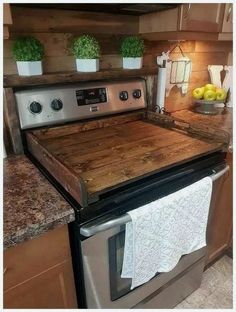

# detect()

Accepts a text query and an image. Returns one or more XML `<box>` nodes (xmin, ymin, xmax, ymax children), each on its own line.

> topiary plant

<box><xmin>12</xmin><ymin>37</ymin><xmax>44</xmax><ymax>62</ymax></box>
<box><xmin>121</xmin><ymin>36</ymin><xmax>145</xmax><ymax>58</ymax></box>
<box><xmin>72</xmin><ymin>35</ymin><xmax>100</xmax><ymax>59</ymax></box>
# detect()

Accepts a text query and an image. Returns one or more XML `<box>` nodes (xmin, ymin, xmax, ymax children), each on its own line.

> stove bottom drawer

<box><xmin>133</xmin><ymin>257</ymin><xmax>205</xmax><ymax>309</ymax></box>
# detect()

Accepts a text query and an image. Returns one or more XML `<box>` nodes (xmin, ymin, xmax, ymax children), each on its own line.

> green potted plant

<box><xmin>72</xmin><ymin>35</ymin><xmax>100</xmax><ymax>72</ymax></box>
<box><xmin>12</xmin><ymin>37</ymin><xmax>44</xmax><ymax>76</ymax></box>
<box><xmin>121</xmin><ymin>36</ymin><xmax>145</xmax><ymax>69</ymax></box>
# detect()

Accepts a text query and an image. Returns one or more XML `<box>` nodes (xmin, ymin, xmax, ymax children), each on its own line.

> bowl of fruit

<box><xmin>192</xmin><ymin>84</ymin><xmax>227</xmax><ymax>115</ymax></box>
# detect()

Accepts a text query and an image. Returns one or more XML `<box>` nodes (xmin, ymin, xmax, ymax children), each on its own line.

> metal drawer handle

<box><xmin>4</xmin><ymin>267</ymin><xmax>8</xmax><ymax>275</ymax></box>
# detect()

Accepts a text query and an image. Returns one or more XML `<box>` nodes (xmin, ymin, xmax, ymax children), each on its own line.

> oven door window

<box><xmin>108</xmin><ymin>226</ymin><xmax>160</xmax><ymax>301</ymax></box>
<box><xmin>108</xmin><ymin>227</ymin><xmax>132</xmax><ymax>301</ymax></box>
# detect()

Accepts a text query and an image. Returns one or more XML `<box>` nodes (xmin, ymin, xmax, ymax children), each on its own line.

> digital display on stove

<box><xmin>76</xmin><ymin>88</ymin><xmax>107</xmax><ymax>106</ymax></box>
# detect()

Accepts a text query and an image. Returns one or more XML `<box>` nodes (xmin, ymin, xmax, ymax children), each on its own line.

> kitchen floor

<box><xmin>175</xmin><ymin>255</ymin><xmax>233</xmax><ymax>309</ymax></box>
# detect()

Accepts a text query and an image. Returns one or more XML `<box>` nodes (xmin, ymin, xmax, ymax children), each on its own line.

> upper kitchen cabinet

<box><xmin>222</xmin><ymin>3</ymin><xmax>233</xmax><ymax>32</ymax></box>
<box><xmin>139</xmin><ymin>3</ymin><xmax>232</xmax><ymax>41</ymax></box>
<box><xmin>3</xmin><ymin>4</ymin><xmax>12</xmax><ymax>39</ymax></box>
<box><xmin>219</xmin><ymin>3</ymin><xmax>233</xmax><ymax>40</ymax></box>
<box><xmin>179</xmin><ymin>4</ymin><xmax>224</xmax><ymax>33</ymax></box>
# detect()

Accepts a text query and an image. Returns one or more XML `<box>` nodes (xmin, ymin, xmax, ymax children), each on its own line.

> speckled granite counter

<box><xmin>171</xmin><ymin>108</ymin><xmax>232</xmax><ymax>152</ymax></box>
<box><xmin>4</xmin><ymin>155</ymin><xmax>75</xmax><ymax>249</ymax></box>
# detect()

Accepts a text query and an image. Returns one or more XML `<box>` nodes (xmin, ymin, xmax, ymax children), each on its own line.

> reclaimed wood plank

<box><xmin>48</xmin><ymin>122</ymin><xmax>169</xmax><ymax>157</ymax></box>
<box><xmin>3</xmin><ymin>88</ymin><xmax>23</xmax><ymax>154</ymax></box>
<box><xmin>33</xmin><ymin>111</ymin><xmax>145</xmax><ymax>140</ymax></box>
<box><xmin>64</xmin><ymin>131</ymin><xmax>194</xmax><ymax>173</ymax></box>
<box><xmin>26</xmin><ymin>133</ymin><xmax>88</xmax><ymax>206</ymax></box>
<box><xmin>28</xmin><ymin>115</ymin><xmax>226</xmax><ymax>206</ymax></box>
<box><xmin>4</xmin><ymin>68</ymin><xmax>158</xmax><ymax>88</ymax></box>
<box><xmin>81</xmin><ymin>138</ymin><xmax>222</xmax><ymax>195</ymax></box>
<box><xmin>146</xmin><ymin>111</ymin><xmax>230</xmax><ymax>148</ymax></box>
<box><xmin>10</xmin><ymin>6</ymin><xmax>139</xmax><ymax>34</ymax></box>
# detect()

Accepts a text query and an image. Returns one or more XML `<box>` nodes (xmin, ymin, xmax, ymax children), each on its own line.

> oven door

<box><xmin>79</xmin><ymin>165</ymin><xmax>229</xmax><ymax>308</ymax></box>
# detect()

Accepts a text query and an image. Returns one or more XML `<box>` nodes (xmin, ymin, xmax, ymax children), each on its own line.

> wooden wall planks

<box><xmin>10</xmin><ymin>6</ymin><xmax>139</xmax><ymax>34</ymax></box>
<box><xmin>3</xmin><ymin>88</ymin><xmax>24</xmax><ymax>154</ymax></box>
<box><xmin>3</xmin><ymin>5</ymin><xmax>232</xmax><ymax>114</ymax></box>
<box><xmin>144</xmin><ymin>40</ymin><xmax>232</xmax><ymax>112</ymax></box>
<box><xmin>4</xmin><ymin>5</ymin><xmax>138</xmax><ymax>73</ymax></box>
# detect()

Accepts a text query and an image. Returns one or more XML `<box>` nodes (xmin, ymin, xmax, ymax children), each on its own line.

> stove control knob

<box><xmin>119</xmin><ymin>91</ymin><xmax>128</xmax><ymax>101</ymax></box>
<box><xmin>133</xmin><ymin>89</ymin><xmax>142</xmax><ymax>99</ymax></box>
<box><xmin>51</xmin><ymin>99</ymin><xmax>63</xmax><ymax>111</ymax></box>
<box><xmin>29</xmin><ymin>101</ymin><xmax>42</xmax><ymax>114</ymax></box>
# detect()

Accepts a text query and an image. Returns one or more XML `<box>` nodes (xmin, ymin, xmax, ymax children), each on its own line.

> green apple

<box><xmin>204</xmin><ymin>84</ymin><xmax>217</xmax><ymax>92</ymax></box>
<box><xmin>192</xmin><ymin>87</ymin><xmax>204</xmax><ymax>99</ymax></box>
<box><xmin>215</xmin><ymin>88</ymin><xmax>227</xmax><ymax>101</ymax></box>
<box><xmin>204</xmin><ymin>90</ymin><xmax>216</xmax><ymax>101</ymax></box>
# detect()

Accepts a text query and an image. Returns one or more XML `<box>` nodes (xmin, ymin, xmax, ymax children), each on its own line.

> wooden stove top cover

<box><xmin>27</xmin><ymin>111</ymin><xmax>224</xmax><ymax>205</ymax></box>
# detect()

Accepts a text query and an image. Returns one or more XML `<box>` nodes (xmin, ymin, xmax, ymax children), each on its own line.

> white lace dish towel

<box><xmin>121</xmin><ymin>177</ymin><xmax>213</xmax><ymax>290</ymax></box>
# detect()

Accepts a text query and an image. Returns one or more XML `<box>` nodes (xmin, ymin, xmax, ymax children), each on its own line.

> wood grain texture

<box><xmin>206</xmin><ymin>152</ymin><xmax>233</xmax><ymax>265</ymax></box>
<box><xmin>4</xmin><ymin>225</ymin><xmax>71</xmax><ymax>291</ymax></box>
<box><xmin>27</xmin><ymin>112</ymin><xmax>225</xmax><ymax>206</ymax></box>
<box><xmin>171</xmin><ymin>108</ymin><xmax>232</xmax><ymax>151</ymax></box>
<box><xmin>10</xmin><ymin>5</ymin><xmax>139</xmax><ymax>34</ymax></box>
<box><xmin>143</xmin><ymin>40</ymin><xmax>231</xmax><ymax>112</ymax></box>
<box><xmin>147</xmin><ymin>111</ymin><xmax>230</xmax><ymax>147</ymax></box>
<box><xmin>4</xmin><ymin>225</ymin><xmax>77</xmax><ymax>308</ymax></box>
<box><xmin>4</xmin><ymin>67</ymin><xmax>158</xmax><ymax>87</ymax></box>
<box><xmin>4</xmin><ymin>54</ymin><xmax>123</xmax><ymax>75</ymax></box>
<box><xmin>179</xmin><ymin>3</ymin><xmax>224</xmax><ymax>33</ymax></box>
<box><xmin>32</xmin><ymin>110</ymin><xmax>145</xmax><ymax>140</ymax></box>
<box><xmin>139</xmin><ymin>7</ymin><xmax>178</xmax><ymax>33</ymax></box>
<box><xmin>26</xmin><ymin>132</ymin><xmax>88</xmax><ymax>206</ymax></box>
<box><xmin>3</xmin><ymin>88</ymin><xmax>23</xmax><ymax>154</ymax></box>
<box><xmin>4</xmin><ymin>260</ymin><xmax>77</xmax><ymax>308</ymax></box>
<box><xmin>3</xmin><ymin>5</ymin><xmax>138</xmax><ymax>75</ymax></box>
<box><xmin>141</xmin><ymin>31</ymin><xmax>220</xmax><ymax>41</ymax></box>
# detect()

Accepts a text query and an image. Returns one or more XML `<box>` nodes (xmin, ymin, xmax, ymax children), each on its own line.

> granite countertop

<box><xmin>171</xmin><ymin>108</ymin><xmax>232</xmax><ymax>152</ymax></box>
<box><xmin>4</xmin><ymin>155</ymin><xmax>75</xmax><ymax>249</ymax></box>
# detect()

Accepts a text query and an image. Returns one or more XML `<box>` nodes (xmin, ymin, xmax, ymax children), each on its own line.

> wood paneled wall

<box><xmin>4</xmin><ymin>6</ymin><xmax>232</xmax><ymax>114</ymax></box>
<box><xmin>144</xmin><ymin>40</ymin><xmax>232</xmax><ymax>112</ymax></box>
<box><xmin>4</xmin><ymin>6</ymin><xmax>138</xmax><ymax>74</ymax></box>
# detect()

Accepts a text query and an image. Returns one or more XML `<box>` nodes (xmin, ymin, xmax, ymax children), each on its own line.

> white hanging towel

<box><xmin>121</xmin><ymin>177</ymin><xmax>212</xmax><ymax>290</ymax></box>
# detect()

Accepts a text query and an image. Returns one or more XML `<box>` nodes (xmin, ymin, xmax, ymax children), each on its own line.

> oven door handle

<box><xmin>80</xmin><ymin>165</ymin><xmax>229</xmax><ymax>237</ymax></box>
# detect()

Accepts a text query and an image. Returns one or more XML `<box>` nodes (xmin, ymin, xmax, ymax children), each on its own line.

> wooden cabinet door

<box><xmin>222</xmin><ymin>3</ymin><xmax>233</xmax><ymax>33</ymax></box>
<box><xmin>4</xmin><ymin>259</ymin><xmax>77</xmax><ymax>309</ymax></box>
<box><xmin>3</xmin><ymin>4</ymin><xmax>12</xmax><ymax>40</ymax></box>
<box><xmin>206</xmin><ymin>153</ymin><xmax>233</xmax><ymax>265</ymax></box>
<box><xmin>179</xmin><ymin>3</ymin><xmax>225</xmax><ymax>32</ymax></box>
<box><xmin>4</xmin><ymin>225</ymin><xmax>78</xmax><ymax>308</ymax></box>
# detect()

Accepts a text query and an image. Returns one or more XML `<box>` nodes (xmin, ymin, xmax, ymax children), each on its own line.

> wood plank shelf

<box><xmin>4</xmin><ymin>67</ymin><xmax>158</xmax><ymax>88</ymax></box>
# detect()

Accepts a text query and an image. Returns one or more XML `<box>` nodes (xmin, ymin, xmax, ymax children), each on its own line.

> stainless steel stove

<box><xmin>15</xmin><ymin>79</ymin><xmax>146</xmax><ymax>129</ymax></box>
<box><xmin>15</xmin><ymin>79</ymin><xmax>229</xmax><ymax>309</ymax></box>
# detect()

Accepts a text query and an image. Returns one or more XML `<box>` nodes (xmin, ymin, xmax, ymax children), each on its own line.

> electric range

<box><xmin>15</xmin><ymin>78</ymin><xmax>229</xmax><ymax>308</ymax></box>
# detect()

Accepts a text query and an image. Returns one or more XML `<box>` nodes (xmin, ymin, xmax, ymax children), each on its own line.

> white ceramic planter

<box><xmin>123</xmin><ymin>57</ymin><xmax>143</xmax><ymax>69</ymax></box>
<box><xmin>16</xmin><ymin>61</ymin><xmax>43</xmax><ymax>76</ymax></box>
<box><xmin>76</xmin><ymin>59</ymin><xmax>99</xmax><ymax>72</ymax></box>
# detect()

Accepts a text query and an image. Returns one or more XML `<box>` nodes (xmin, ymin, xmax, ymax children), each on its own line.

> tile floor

<box><xmin>175</xmin><ymin>255</ymin><xmax>233</xmax><ymax>309</ymax></box>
